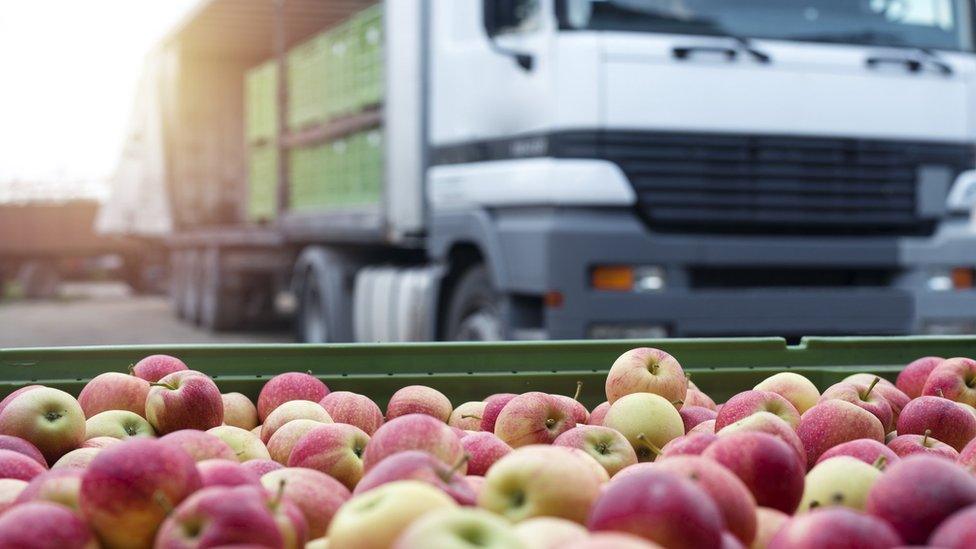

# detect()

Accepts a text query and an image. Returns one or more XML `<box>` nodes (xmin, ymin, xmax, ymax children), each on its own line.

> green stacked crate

<box><xmin>247</xmin><ymin>145</ymin><xmax>278</xmax><ymax>221</ymax></box>
<box><xmin>245</xmin><ymin>61</ymin><xmax>277</xmax><ymax>143</ymax></box>
<box><xmin>245</xmin><ymin>61</ymin><xmax>279</xmax><ymax>221</ymax></box>
<box><xmin>353</xmin><ymin>5</ymin><xmax>384</xmax><ymax>110</ymax></box>
<box><xmin>287</xmin><ymin>37</ymin><xmax>328</xmax><ymax>130</ymax></box>
<box><xmin>360</xmin><ymin>129</ymin><xmax>384</xmax><ymax>204</ymax></box>
<box><xmin>326</xmin><ymin>23</ymin><xmax>355</xmax><ymax>119</ymax></box>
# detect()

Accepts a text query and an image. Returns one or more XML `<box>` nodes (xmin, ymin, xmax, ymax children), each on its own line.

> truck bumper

<box><xmin>903</xmin><ymin>220</ymin><xmax>976</xmax><ymax>335</ymax></box>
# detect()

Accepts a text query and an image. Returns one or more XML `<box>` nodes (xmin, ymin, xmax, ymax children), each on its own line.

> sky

<box><xmin>0</xmin><ymin>0</ymin><xmax>197</xmax><ymax>187</ymax></box>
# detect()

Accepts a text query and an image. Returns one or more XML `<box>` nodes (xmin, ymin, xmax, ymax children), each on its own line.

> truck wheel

<box><xmin>297</xmin><ymin>266</ymin><xmax>329</xmax><ymax>343</ymax></box>
<box><xmin>445</xmin><ymin>265</ymin><xmax>503</xmax><ymax>341</ymax></box>
<box><xmin>200</xmin><ymin>249</ymin><xmax>242</xmax><ymax>332</ymax></box>
<box><xmin>170</xmin><ymin>251</ymin><xmax>188</xmax><ymax>319</ymax></box>
<box><xmin>182</xmin><ymin>250</ymin><xmax>204</xmax><ymax>325</ymax></box>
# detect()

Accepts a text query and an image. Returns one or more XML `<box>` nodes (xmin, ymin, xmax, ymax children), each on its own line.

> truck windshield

<box><xmin>560</xmin><ymin>0</ymin><xmax>975</xmax><ymax>51</ymax></box>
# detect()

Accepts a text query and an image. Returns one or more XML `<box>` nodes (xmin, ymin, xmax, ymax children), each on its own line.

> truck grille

<box><xmin>553</xmin><ymin>131</ymin><xmax>975</xmax><ymax>236</ymax></box>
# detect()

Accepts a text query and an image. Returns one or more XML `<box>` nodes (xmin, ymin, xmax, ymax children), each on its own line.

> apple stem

<box><xmin>149</xmin><ymin>382</ymin><xmax>176</xmax><ymax>390</ymax></box>
<box><xmin>545</xmin><ymin>418</ymin><xmax>556</xmax><ymax>428</ymax></box>
<box><xmin>446</xmin><ymin>454</ymin><xmax>471</xmax><ymax>479</ymax></box>
<box><xmin>863</xmin><ymin>377</ymin><xmax>881</xmax><ymax>399</ymax></box>
<box><xmin>923</xmin><ymin>429</ymin><xmax>932</xmax><ymax>447</ymax></box>
<box><xmin>872</xmin><ymin>455</ymin><xmax>888</xmax><ymax>471</ymax></box>
<box><xmin>672</xmin><ymin>399</ymin><xmax>684</xmax><ymax>407</ymax></box>
<box><xmin>937</xmin><ymin>388</ymin><xmax>945</xmax><ymax>399</ymax></box>
<box><xmin>573</xmin><ymin>381</ymin><xmax>583</xmax><ymax>402</ymax></box>
<box><xmin>460</xmin><ymin>414</ymin><xmax>482</xmax><ymax>420</ymax></box>
<box><xmin>127</xmin><ymin>364</ymin><xmax>135</xmax><ymax>376</ymax></box>
<box><xmin>635</xmin><ymin>433</ymin><xmax>662</xmax><ymax>457</ymax></box>
<box><xmin>271</xmin><ymin>479</ymin><xmax>286</xmax><ymax>509</ymax></box>
<box><xmin>306</xmin><ymin>370</ymin><xmax>313</xmax><ymax>376</ymax></box>
<box><xmin>153</xmin><ymin>491</ymin><xmax>174</xmax><ymax>515</ymax></box>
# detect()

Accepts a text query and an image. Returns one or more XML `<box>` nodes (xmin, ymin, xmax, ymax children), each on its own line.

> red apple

<box><xmin>0</xmin><ymin>387</ymin><xmax>86</xmax><ymax>464</ymax></box>
<box><xmin>565</xmin><ymin>533</ymin><xmax>664</xmax><ymax>548</ymax></box>
<box><xmin>922</xmin><ymin>357</ymin><xmax>976</xmax><ymax>407</ymax></box>
<box><xmin>752</xmin><ymin>507</ymin><xmax>790</xmax><ymax>549</ymax></box>
<box><xmin>77</xmin><ymin>372</ymin><xmax>150</xmax><ymax>419</ymax></box>
<box><xmin>480</xmin><ymin>393</ymin><xmax>518</xmax><ymax>433</ymax></box>
<box><xmin>689</xmin><ymin>419</ymin><xmax>716</xmax><ymax>435</ymax></box>
<box><xmin>605</xmin><ymin>347</ymin><xmax>688</xmax><ymax>406</ymax></box>
<box><xmin>155</xmin><ymin>485</ymin><xmax>283</xmax><ymax>548</ymax></box>
<box><xmin>686</xmin><ymin>388</ymin><xmax>718</xmax><ymax>411</ymax></box>
<box><xmin>588</xmin><ymin>402</ymin><xmax>611</xmax><ymax>426</ymax></box>
<box><xmin>887</xmin><ymin>430</ymin><xmax>958</xmax><ymax>460</ymax></box>
<box><xmin>768</xmin><ymin>508</ymin><xmax>901</xmax><ymax>549</ymax></box>
<box><xmin>660</xmin><ymin>433</ymin><xmax>718</xmax><ymax>458</ymax></box>
<box><xmin>0</xmin><ymin>448</ymin><xmax>44</xmax><ymax>481</ymax></box>
<box><xmin>197</xmin><ymin>459</ymin><xmax>262</xmax><ymax>488</ymax></box>
<box><xmin>0</xmin><ymin>434</ymin><xmax>47</xmax><ymax>467</ymax></box>
<box><xmin>145</xmin><ymin>370</ymin><xmax>224</xmax><ymax>434</ymax></box>
<box><xmin>703</xmin><ymin>432</ymin><xmax>804</xmax><ymax>514</ymax></box>
<box><xmin>492</xmin><ymin>392</ymin><xmax>575</xmax><ymax>448</ymax></box>
<box><xmin>896</xmin><ymin>395</ymin><xmax>976</xmax><ymax>452</ymax></box>
<box><xmin>354</xmin><ymin>450</ymin><xmax>476</xmax><ymax>505</ymax></box>
<box><xmin>929</xmin><ymin>504</ymin><xmax>976</xmax><ymax>549</ymax></box>
<box><xmin>14</xmin><ymin>468</ymin><xmax>82</xmax><ymax>510</ymax></box>
<box><xmin>82</xmin><ymin>436</ymin><xmax>120</xmax><ymax>450</ymax></box>
<box><xmin>221</xmin><ymin>392</ymin><xmax>259</xmax><ymax>431</ymax></box>
<box><xmin>754</xmin><ymin>372</ymin><xmax>821</xmax><ymax>414</ymax></box>
<box><xmin>552</xmin><ymin>381</ymin><xmax>590</xmax><ymax>424</ymax></box>
<box><xmin>361</xmin><ymin>413</ymin><xmax>464</xmax><ymax>473</ymax></box>
<box><xmin>448</xmin><ymin>401</ymin><xmax>486</xmax><ymax>431</ymax></box>
<box><xmin>131</xmin><ymin>354</ymin><xmax>188</xmax><ymax>383</ymax></box>
<box><xmin>257</xmin><ymin>372</ymin><xmax>330</xmax><ymax>422</ymax></box>
<box><xmin>160</xmin><ymin>429</ymin><xmax>237</xmax><ymax>462</ymax></box>
<box><xmin>897</xmin><ymin>356</ymin><xmax>944</xmax><ymax>399</ymax></box>
<box><xmin>0</xmin><ymin>385</ymin><xmax>42</xmax><ymax>416</ymax></box>
<box><xmin>287</xmin><ymin>422</ymin><xmax>370</xmax><ymax>490</ymax></box>
<box><xmin>866</xmin><ymin>455</ymin><xmax>976</xmax><ymax>544</ymax></box>
<box><xmin>267</xmin><ymin>418</ymin><xmax>325</xmax><ymax>464</ymax></box>
<box><xmin>241</xmin><ymin>459</ymin><xmax>283</xmax><ymax>477</ymax></box>
<box><xmin>52</xmin><ymin>448</ymin><xmax>100</xmax><ymax>470</ymax></box>
<box><xmin>554</xmin><ymin>425</ymin><xmax>637</xmax><ymax>477</ymax></box>
<box><xmin>817</xmin><ymin>439</ymin><xmax>899</xmax><ymax>468</ymax></box>
<box><xmin>318</xmin><ymin>391</ymin><xmax>384</xmax><ymax>435</ymax></box>
<box><xmin>718</xmin><ymin>411</ymin><xmax>806</xmax><ymax>468</ymax></box>
<box><xmin>797</xmin><ymin>399</ymin><xmax>885</xmax><ymax>465</ymax></box>
<box><xmin>386</xmin><ymin>385</ymin><xmax>453</xmax><ymax>422</ymax></box>
<box><xmin>680</xmin><ymin>405</ymin><xmax>718</xmax><ymax>433</ymax></box>
<box><xmin>588</xmin><ymin>468</ymin><xmax>724</xmax><ymax>548</ymax></box>
<box><xmin>715</xmin><ymin>391</ymin><xmax>800</xmax><ymax>431</ymax></box>
<box><xmin>80</xmin><ymin>438</ymin><xmax>202</xmax><ymax>548</ymax></box>
<box><xmin>0</xmin><ymin>501</ymin><xmax>96</xmax><ymax>548</ymax></box>
<box><xmin>260</xmin><ymin>400</ymin><xmax>332</xmax><ymax>443</ymax></box>
<box><xmin>260</xmin><ymin>467</ymin><xmax>351</xmax><ymax>538</ymax></box>
<box><xmin>460</xmin><ymin>431</ymin><xmax>512</xmax><ymax>476</ymax></box>
<box><xmin>820</xmin><ymin>379</ymin><xmax>894</xmax><ymax>433</ymax></box>
<box><xmin>0</xmin><ymin>479</ymin><xmax>26</xmax><ymax>513</ymax></box>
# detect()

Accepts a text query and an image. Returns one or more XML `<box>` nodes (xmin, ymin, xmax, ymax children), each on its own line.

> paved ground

<box><xmin>0</xmin><ymin>282</ymin><xmax>292</xmax><ymax>348</ymax></box>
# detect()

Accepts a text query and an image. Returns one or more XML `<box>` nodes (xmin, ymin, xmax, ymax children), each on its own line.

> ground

<box><xmin>0</xmin><ymin>282</ymin><xmax>291</xmax><ymax>348</ymax></box>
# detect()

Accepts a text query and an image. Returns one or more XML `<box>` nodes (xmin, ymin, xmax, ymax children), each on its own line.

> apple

<box><xmin>197</xmin><ymin>459</ymin><xmax>262</xmax><ymax>488</ymax></box>
<box><xmin>385</xmin><ymin>385</ymin><xmax>453</xmax><ymax>423</ymax></box>
<box><xmin>261</xmin><ymin>467</ymin><xmax>351</xmax><ymax>538</ymax></box>
<box><xmin>221</xmin><ymin>392</ymin><xmax>259</xmax><ymax>430</ymax></box>
<box><xmin>0</xmin><ymin>434</ymin><xmax>47</xmax><ymax>467</ymax></box>
<box><xmin>661</xmin><ymin>433</ymin><xmax>718</xmax><ymax>458</ymax></box>
<box><xmin>752</xmin><ymin>507</ymin><xmax>789</xmax><ymax>549</ymax></box>
<box><xmin>207</xmin><ymin>425</ymin><xmax>272</xmax><ymax>462</ymax></box>
<box><xmin>306</xmin><ymin>539</ymin><xmax>328</xmax><ymax>549</ymax></box>
<box><xmin>605</xmin><ymin>347</ymin><xmax>688</xmax><ymax>406</ymax></box>
<box><xmin>588</xmin><ymin>402</ymin><xmax>610</xmax><ymax>426</ymax></box>
<box><xmin>651</xmin><ymin>456</ymin><xmax>759</xmax><ymax>545</ymax></box>
<box><xmin>0</xmin><ymin>479</ymin><xmax>26</xmax><ymax>513</ymax></box>
<box><xmin>569</xmin><ymin>447</ymin><xmax>611</xmax><ymax>484</ymax></box>
<box><xmin>264</xmin><ymin>486</ymin><xmax>309</xmax><ymax>549</ymax></box>
<box><xmin>929</xmin><ymin>504</ymin><xmax>976</xmax><ymax>549</ymax></box>
<box><xmin>131</xmin><ymin>354</ymin><xmax>188</xmax><ymax>382</ymax></box>
<box><xmin>82</xmin><ymin>436</ymin><xmax>120</xmax><ymax>449</ymax></box>
<box><xmin>686</xmin><ymin>388</ymin><xmax>718</xmax><ymax>411</ymax></box>
<box><xmin>52</xmin><ymin>448</ymin><xmax>100</xmax><ymax>470</ymax></box>
<box><xmin>257</xmin><ymin>372</ymin><xmax>330</xmax><ymax>422</ymax></box>
<box><xmin>588</xmin><ymin>468</ymin><xmax>724</xmax><ymax>548</ymax></box>
<box><xmin>241</xmin><ymin>459</ymin><xmax>283</xmax><ymax>477</ymax></box>
<box><xmin>0</xmin><ymin>385</ymin><xmax>42</xmax><ymax>416</ymax></box>
<box><xmin>84</xmin><ymin>410</ymin><xmax>154</xmax><ymax>440</ymax></box>
<box><xmin>145</xmin><ymin>370</ymin><xmax>224</xmax><ymax>434</ymax></box>
<box><xmin>922</xmin><ymin>357</ymin><xmax>976</xmax><ymax>407</ymax></box>
<box><xmin>565</xmin><ymin>533</ymin><xmax>665</xmax><ymax>548</ymax></box>
<box><xmin>554</xmin><ymin>425</ymin><xmax>637</xmax><ymax>477</ymax></box>
<box><xmin>768</xmin><ymin>508</ymin><xmax>901</xmax><ymax>549</ymax></box>
<box><xmin>159</xmin><ymin>429</ymin><xmax>237</xmax><ymax>462</ymax></box>
<box><xmin>319</xmin><ymin>391</ymin><xmax>384</xmax><ymax>435</ymax></box>
<box><xmin>816</xmin><ymin>439</ymin><xmax>898</xmax><ymax>468</ymax></box>
<box><xmin>466</xmin><ymin>475</ymin><xmax>485</xmax><ymax>498</ymax></box>
<box><xmin>14</xmin><ymin>469</ymin><xmax>82</xmax><ymax>510</ymax></box>
<box><xmin>703</xmin><ymin>432</ymin><xmax>804</xmax><ymax>514</ymax></box>
<box><xmin>797</xmin><ymin>456</ymin><xmax>882</xmax><ymax>513</ymax></box>
<box><xmin>888</xmin><ymin>430</ymin><xmax>959</xmax><ymax>460</ymax></box>
<box><xmin>796</xmin><ymin>399</ymin><xmax>885</xmax><ymax>465</ymax></box>
<box><xmin>155</xmin><ymin>485</ymin><xmax>284</xmax><ymax>548</ymax></box>
<box><xmin>392</xmin><ymin>507</ymin><xmax>524</xmax><ymax>549</ymax></box>
<box><xmin>866</xmin><ymin>454</ymin><xmax>976</xmax><ymax>543</ymax></box>
<box><xmin>80</xmin><ymin>438</ymin><xmax>202</xmax><ymax>548</ymax></box>
<box><xmin>354</xmin><ymin>450</ymin><xmax>476</xmax><ymax>505</ymax></box>
<box><xmin>260</xmin><ymin>400</ymin><xmax>332</xmax><ymax>443</ymax></box>
<box><xmin>690</xmin><ymin>419</ymin><xmax>716</xmax><ymax>435</ymax></box>
<box><xmin>839</xmin><ymin>375</ymin><xmax>909</xmax><ymax>424</ymax></box>
<box><xmin>266</xmin><ymin>418</ymin><xmax>325</xmax><ymax>464</ymax></box>
<box><xmin>361</xmin><ymin>413</ymin><xmax>464</xmax><ymax>472</ymax></box>
<box><xmin>754</xmin><ymin>373</ymin><xmax>820</xmax><ymax>414</ymax></box>
<box><xmin>287</xmin><ymin>423</ymin><xmax>370</xmax><ymax>490</ymax></box>
<box><xmin>480</xmin><ymin>393</ymin><xmax>518</xmax><ymax>433</ymax></box>
<box><xmin>448</xmin><ymin>401</ymin><xmax>486</xmax><ymax>431</ymax></box>
<box><xmin>493</xmin><ymin>392</ymin><xmax>575</xmax><ymax>448</ymax></box>
<box><xmin>552</xmin><ymin>381</ymin><xmax>590</xmax><ymax>424</ymax></box>
<box><xmin>717</xmin><ymin>411</ymin><xmax>806</xmax><ymax>467</ymax></box>
<box><xmin>680</xmin><ymin>405</ymin><xmax>718</xmax><ymax>432</ymax></box>
<box><xmin>460</xmin><ymin>431</ymin><xmax>512</xmax><ymax>476</ymax></box>
<box><xmin>603</xmin><ymin>392</ymin><xmax>683</xmax><ymax>462</ymax></box>
<box><xmin>479</xmin><ymin>445</ymin><xmax>604</xmax><ymax>524</ymax></box>
<box><xmin>0</xmin><ymin>387</ymin><xmax>86</xmax><ymax>464</ymax></box>
<box><xmin>513</xmin><ymin>517</ymin><xmax>588</xmax><ymax>548</ymax></box>
<box><xmin>77</xmin><ymin>372</ymin><xmax>150</xmax><ymax>418</ymax></box>
<box><xmin>327</xmin><ymin>480</ymin><xmax>456</xmax><ymax>549</ymax></box>
<box><xmin>0</xmin><ymin>501</ymin><xmax>97</xmax><ymax>548</ymax></box>
<box><xmin>896</xmin><ymin>395</ymin><xmax>976</xmax><ymax>452</ymax></box>
<box><xmin>897</xmin><ymin>356</ymin><xmax>944</xmax><ymax>398</ymax></box>
<box><xmin>820</xmin><ymin>379</ymin><xmax>894</xmax><ymax>433</ymax></box>
<box><xmin>0</xmin><ymin>448</ymin><xmax>44</xmax><ymax>481</ymax></box>
<box><xmin>715</xmin><ymin>391</ymin><xmax>800</xmax><ymax>431</ymax></box>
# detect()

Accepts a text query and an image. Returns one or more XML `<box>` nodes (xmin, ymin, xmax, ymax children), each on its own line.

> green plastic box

<box><xmin>247</xmin><ymin>144</ymin><xmax>278</xmax><ymax>221</ymax></box>
<box><xmin>245</xmin><ymin>61</ymin><xmax>278</xmax><ymax>143</ymax></box>
<box><xmin>2</xmin><ymin>337</ymin><xmax>974</xmax><ymax>406</ymax></box>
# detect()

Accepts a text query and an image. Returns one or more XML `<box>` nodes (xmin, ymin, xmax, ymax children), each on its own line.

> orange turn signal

<box><xmin>592</xmin><ymin>266</ymin><xmax>634</xmax><ymax>292</ymax></box>
<box><xmin>952</xmin><ymin>268</ymin><xmax>975</xmax><ymax>290</ymax></box>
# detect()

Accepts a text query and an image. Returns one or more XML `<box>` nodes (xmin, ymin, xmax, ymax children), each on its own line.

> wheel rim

<box><xmin>455</xmin><ymin>309</ymin><xmax>502</xmax><ymax>341</ymax></box>
<box><xmin>302</xmin><ymin>276</ymin><xmax>328</xmax><ymax>343</ymax></box>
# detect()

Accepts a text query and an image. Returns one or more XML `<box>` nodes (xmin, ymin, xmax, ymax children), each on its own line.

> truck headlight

<box><xmin>947</xmin><ymin>170</ymin><xmax>976</xmax><ymax>213</ymax></box>
<box><xmin>591</xmin><ymin>265</ymin><xmax>666</xmax><ymax>292</ymax></box>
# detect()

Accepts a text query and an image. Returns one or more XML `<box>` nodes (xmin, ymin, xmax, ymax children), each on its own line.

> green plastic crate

<box><xmin>247</xmin><ymin>145</ymin><xmax>278</xmax><ymax>221</ymax></box>
<box><xmin>287</xmin><ymin>36</ymin><xmax>329</xmax><ymax>130</ymax></box>
<box><xmin>245</xmin><ymin>61</ymin><xmax>278</xmax><ymax>143</ymax></box>
<box><xmin>2</xmin><ymin>337</ymin><xmax>975</xmax><ymax>406</ymax></box>
<box><xmin>353</xmin><ymin>4</ymin><xmax>384</xmax><ymax>109</ymax></box>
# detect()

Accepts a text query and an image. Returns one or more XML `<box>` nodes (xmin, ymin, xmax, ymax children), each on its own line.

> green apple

<box><xmin>392</xmin><ymin>507</ymin><xmax>525</xmax><ymax>548</ymax></box>
<box><xmin>754</xmin><ymin>373</ymin><xmax>820</xmax><ymax>414</ymax></box>
<box><xmin>207</xmin><ymin>425</ymin><xmax>271</xmax><ymax>462</ymax></box>
<box><xmin>797</xmin><ymin>456</ymin><xmax>883</xmax><ymax>513</ymax></box>
<box><xmin>0</xmin><ymin>387</ymin><xmax>86</xmax><ymax>464</ymax></box>
<box><xmin>603</xmin><ymin>393</ymin><xmax>683</xmax><ymax>462</ymax></box>
<box><xmin>513</xmin><ymin>517</ymin><xmax>587</xmax><ymax>548</ymax></box>
<box><xmin>84</xmin><ymin>410</ymin><xmax>154</xmax><ymax>440</ymax></box>
<box><xmin>260</xmin><ymin>400</ymin><xmax>332</xmax><ymax>443</ymax></box>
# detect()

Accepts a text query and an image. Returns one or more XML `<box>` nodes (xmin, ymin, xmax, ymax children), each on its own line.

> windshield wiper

<box><xmin>674</xmin><ymin>35</ymin><xmax>771</xmax><ymax>64</ymax></box>
<box><xmin>866</xmin><ymin>48</ymin><xmax>953</xmax><ymax>76</ymax></box>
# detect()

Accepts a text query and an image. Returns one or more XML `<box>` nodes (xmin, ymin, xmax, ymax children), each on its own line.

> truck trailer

<box><xmin>103</xmin><ymin>0</ymin><xmax>976</xmax><ymax>342</ymax></box>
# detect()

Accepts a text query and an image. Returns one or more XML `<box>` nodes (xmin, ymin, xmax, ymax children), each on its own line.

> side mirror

<box><xmin>482</xmin><ymin>0</ymin><xmax>537</xmax><ymax>72</ymax></box>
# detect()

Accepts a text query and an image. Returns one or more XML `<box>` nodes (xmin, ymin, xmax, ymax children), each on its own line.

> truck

<box><xmin>102</xmin><ymin>0</ymin><xmax>976</xmax><ymax>342</ymax></box>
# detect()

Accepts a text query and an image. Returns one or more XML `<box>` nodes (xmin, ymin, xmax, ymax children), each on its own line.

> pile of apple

<box><xmin>3</xmin><ymin>351</ymin><xmax>976</xmax><ymax>548</ymax></box>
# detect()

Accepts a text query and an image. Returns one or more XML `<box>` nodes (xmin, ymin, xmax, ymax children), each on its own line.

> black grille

<box><xmin>552</xmin><ymin>131</ymin><xmax>975</xmax><ymax>236</ymax></box>
<box><xmin>689</xmin><ymin>267</ymin><xmax>896</xmax><ymax>289</ymax></box>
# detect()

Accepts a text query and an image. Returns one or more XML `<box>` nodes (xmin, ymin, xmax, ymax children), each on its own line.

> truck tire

<box><xmin>200</xmin><ymin>248</ymin><xmax>243</xmax><ymax>332</ymax></box>
<box><xmin>170</xmin><ymin>251</ymin><xmax>188</xmax><ymax>319</ymax></box>
<box><xmin>445</xmin><ymin>264</ymin><xmax>503</xmax><ymax>341</ymax></box>
<box><xmin>297</xmin><ymin>265</ymin><xmax>330</xmax><ymax>343</ymax></box>
<box><xmin>182</xmin><ymin>250</ymin><xmax>204</xmax><ymax>325</ymax></box>
<box><xmin>294</xmin><ymin>247</ymin><xmax>360</xmax><ymax>343</ymax></box>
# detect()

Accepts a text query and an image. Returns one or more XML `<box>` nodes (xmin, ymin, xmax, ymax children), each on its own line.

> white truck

<box><xmin>102</xmin><ymin>0</ymin><xmax>976</xmax><ymax>342</ymax></box>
